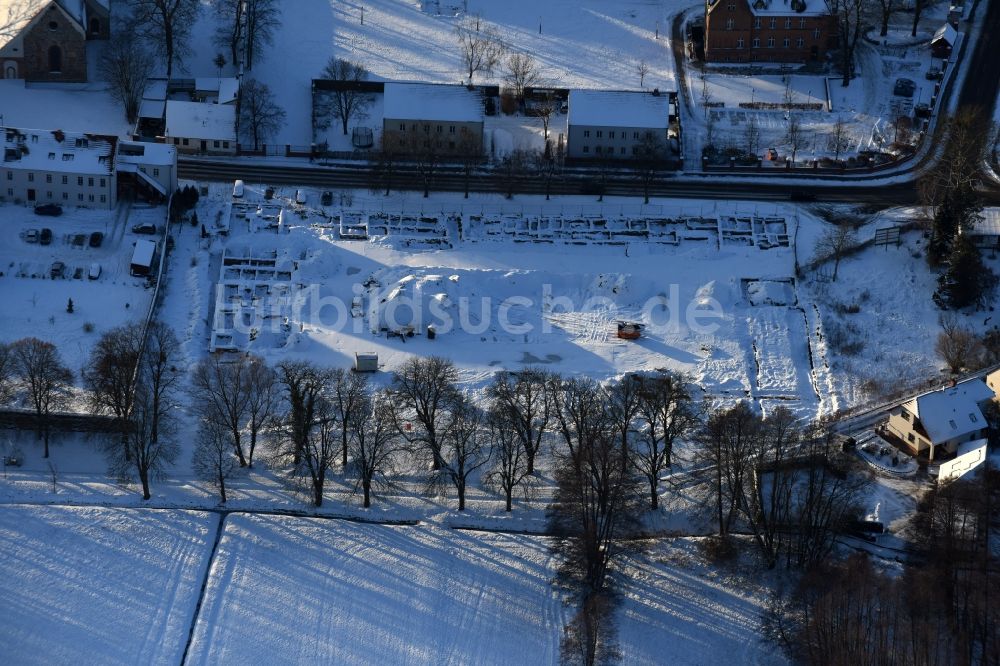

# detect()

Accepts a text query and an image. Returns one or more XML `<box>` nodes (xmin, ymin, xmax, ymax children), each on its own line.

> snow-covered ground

<box><xmin>185</xmin><ymin>513</ymin><xmax>786</xmax><ymax>665</ymax></box>
<box><xmin>0</xmin><ymin>505</ymin><xmax>217</xmax><ymax>665</ymax></box>
<box><xmin>0</xmin><ymin>81</ymin><xmax>131</xmax><ymax>137</ymax></box>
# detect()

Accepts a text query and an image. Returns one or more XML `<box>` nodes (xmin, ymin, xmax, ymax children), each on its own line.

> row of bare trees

<box><xmin>0</xmin><ymin>338</ymin><xmax>74</xmax><ymax>458</ymax></box>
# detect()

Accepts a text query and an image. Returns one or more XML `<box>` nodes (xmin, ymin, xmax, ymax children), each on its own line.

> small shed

<box><xmin>354</xmin><ymin>352</ymin><xmax>379</xmax><ymax>373</ymax></box>
<box><xmin>930</xmin><ymin>23</ymin><xmax>957</xmax><ymax>59</ymax></box>
<box><xmin>964</xmin><ymin>208</ymin><xmax>1000</xmax><ymax>250</ymax></box>
<box><xmin>130</xmin><ymin>240</ymin><xmax>157</xmax><ymax>276</ymax></box>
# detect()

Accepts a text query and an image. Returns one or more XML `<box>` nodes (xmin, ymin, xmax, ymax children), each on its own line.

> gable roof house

<box><xmin>0</xmin><ymin>0</ymin><xmax>109</xmax><ymax>82</ymax></box>
<box><xmin>163</xmin><ymin>100</ymin><xmax>237</xmax><ymax>155</ymax></box>
<box><xmin>930</xmin><ymin>23</ymin><xmax>957</xmax><ymax>59</ymax></box>
<box><xmin>704</xmin><ymin>0</ymin><xmax>836</xmax><ymax>63</ymax></box>
<box><xmin>382</xmin><ymin>82</ymin><xmax>485</xmax><ymax>157</ymax></box>
<box><xmin>566</xmin><ymin>89</ymin><xmax>671</xmax><ymax>161</ymax></box>
<box><xmin>884</xmin><ymin>378</ymin><xmax>997</xmax><ymax>461</ymax></box>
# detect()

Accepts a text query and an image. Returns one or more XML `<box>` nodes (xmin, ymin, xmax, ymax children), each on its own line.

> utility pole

<box><xmin>361</xmin><ymin>6</ymin><xmax>364</xmax><ymax>25</ymax></box>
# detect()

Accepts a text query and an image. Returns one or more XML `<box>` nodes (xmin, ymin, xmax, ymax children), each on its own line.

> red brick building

<box><xmin>704</xmin><ymin>0</ymin><xmax>838</xmax><ymax>63</ymax></box>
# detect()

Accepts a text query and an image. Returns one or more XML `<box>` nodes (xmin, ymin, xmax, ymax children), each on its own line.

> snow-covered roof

<box><xmin>932</xmin><ymin>23</ymin><xmax>957</xmax><ymax>45</ymax></box>
<box><xmin>904</xmin><ymin>378</ymin><xmax>994</xmax><ymax>444</ymax></box>
<box><xmin>139</xmin><ymin>98</ymin><xmax>166</xmax><ymax>120</ymax></box>
<box><xmin>746</xmin><ymin>0</ymin><xmax>828</xmax><ymax>16</ymax></box>
<box><xmin>164</xmin><ymin>100</ymin><xmax>236</xmax><ymax>141</ymax></box>
<box><xmin>116</xmin><ymin>141</ymin><xmax>176</xmax><ymax>167</ymax></box>
<box><xmin>383</xmin><ymin>82</ymin><xmax>484</xmax><ymax>123</ymax></box>
<box><xmin>144</xmin><ymin>79</ymin><xmax>168</xmax><ymax>101</ymax></box>
<box><xmin>1</xmin><ymin>126</ymin><xmax>113</xmax><ymax>175</ymax></box>
<box><xmin>131</xmin><ymin>239</ymin><xmax>157</xmax><ymax>268</ymax></box>
<box><xmin>195</xmin><ymin>77</ymin><xmax>240</xmax><ymax>105</ymax></box>
<box><xmin>568</xmin><ymin>90</ymin><xmax>669</xmax><ymax>129</ymax></box>
<box><xmin>966</xmin><ymin>208</ymin><xmax>1000</xmax><ymax>237</ymax></box>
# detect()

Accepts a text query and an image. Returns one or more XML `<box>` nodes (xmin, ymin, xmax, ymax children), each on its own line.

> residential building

<box><xmin>382</xmin><ymin>82</ymin><xmax>485</xmax><ymax>156</ymax></box>
<box><xmin>704</xmin><ymin>0</ymin><xmax>836</xmax><ymax>63</ymax></box>
<box><xmin>962</xmin><ymin>208</ymin><xmax>1000</xmax><ymax>250</ymax></box>
<box><xmin>566</xmin><ymin>89</ymin><xmax>669</xmax><ymax>160</ymax></box>
<box><xmin>0</xmin><ymin>126</ymin><xmax>116</xmax><ymax>208</ymax></box>
<box><xmin>0</xmin><ymin>0</ymin><xmax>109</xmax><ymax>82</ymax></box>
<box><xmin>884</xmin><ymin>378</ymin><xmax>996</xmax><ymax>461</ymax></box>
<box><xmin>163</xmin><ymin>100</ymin><xmax>237</xmax><ymax>155</ymax></box>
<box><xmin>115</xmin><ymin>141</ymin><xmax>177</xmax><ymax>202</ymax></box>
<box><xmin>931</xmin><ymin>23</ymin><xmax>957</xmax><ymax>59</ymax></box>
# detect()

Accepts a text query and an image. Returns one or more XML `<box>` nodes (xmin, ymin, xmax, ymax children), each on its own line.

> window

<box><xmin>100</xmin><ymin>195</ymin><xmax>106</xmax><ymax>203</ymax></box>
<box><xmin>48</xmin><ymin>20</ymin><xmax>58</xmax><ymax>30</ymax></box>
<box><xmin>61</xmin><ymin>175</ymin><xmax>67</xmax><ymax>185</ymax></box>
<box><xmin>48</xmin><ymin>45</ymin><xmax>61</xmax><ymax>73</ymax></box>
<box><xmin>46</xmin><ymin>191</ymin><xmax>52</xmax><ymax>198</ymax></box>
<box><xmin>797</xmin><ymin>37</ymin><xmax>804</xmax><ymax>47</ymax></box>
<box><xmin>222</xmin><ymin>141</ymin><xmax>230</xmax><ymax>149</ymax></box>
<box><xmin>88</xmin><ymin>194</ymin><xmax>94</xmax><ymax>202</ymax></box>
<box><xmin>727</xmin><ymin>1</ymin><xmax>735</xmax><ymax>9</ymax></box>
<box><xmin>182</xmin><ymin>138</ymin><xmax>189</xmax><ymax>146</ymax></box>
<box><xmin>436</xmin><ymin>125</ymin><xmax>443</xmax><ymax>133</ymax></box>
<box><xmin>583</xmin><ymin>130</ymin><xmax>590</xmax><ymax>138</ymax></box>
<box><xmin>596</xmin><ymin>131</ymin><xmax>603</xmax><ymax>138</ymax></box>
<box><xmin>582</xmin><ymin>146</ymin><xmax>589</xmax><ymax>153</ymax></box>
<box><xmin>140</xmin><ymin>167</ymin><xmax>146</xmax><ymax>173</ymax></box>
<box><xmin>949</xmin><ymin>419</ymin><xmax>957</xmax><ymax>429</ymax></box>
<box><xmin>6</xmin><ymin>188</ymin><xmax>11</xmax><ymax>196</ymax></box>
<box><xmin>78</xmin><ymin>193</ymin><xmax>83</xmax><ymax>201</ymax></box>
<box><xmin>450</xmin><ymin>125</ymin><xmax>456</xmax><ymax>133</ymax></box>
<box><xmin>754</xmin><ymin>17</ymin><xmax>761</xmax><ymax>28</ymax></box>
<box><xmin>645</xmin><ymin>131</ymin><xmax>653</xmax><ymax>139</ymax></box>
<box><xmin>153</xmin><ymin>168</ymin><xmax>159</xmax><ymax>177</ymax></box>
<box><xmin>799</xmin><ymin>18</ymin><xmax>806</xmax><ymax>28</ymax></box>
<box><xmin>752</xmin><ymin>37</ymin><xmax>760</xmax><ymax>47</ymax></box>
<box><xmin>767</xmin><ymin>37</ymin><xmax>775</xmax><ymax>47</ymax></box>
<box><xmin>99</xmin><ymin>178</ymin><xmax>105</xmax><ymax>187</ymax></box>
<box><xmin>608</xmin><ymin>131</ymin><xmax>615</xmax><ymax>139</ymax></box>
<box><xmin>5</xmin><ymin>172</ymin><xmax>10</xmax><ymax>180</ymax></box>
<box><xmin>783</xmin><ymin>38</ymin><xmax>790</xmax><ymax>47</ymax></box>
<box><xmin>907</xmin><ymin>433</ymin><xmax>915</xmax><ymax>443</ymax></box>
<box><xmin>784</xmin><ymin>18</ymin><xmax>791</xmax><ymax>28</ymax></box>
<box><xmin>769</xmin><ymin>18</ymin><xmax>776</xmax><ymax>29</ymax></box>
<box><xmin>28</xmin><ymin>173</ymin><xmax>34</xmax><ymax>182</ymax></box>
<box><xmin>813</xmin><ymin>28</ymin><xmax>820</xmax><ymax>38</ymax></box>
<box><xmin>901</xmin><ymin>410</ymin><xmax>910</xmax><ymax>421</ymax></box>
<box><xmin>47</xmin><ymin>152</ymin><xmax>55</xmax><ymax>160</ymax></box>
<box><xmin>632</xmin><ymin>146</ymin><xmax>640</xmax><ymax>155</ymax></box>
<box><xmin>620</xmin><ymin>147</ymin><xmax>626</xmax><ymax>155</ymax></box>
<box><xmin>737</xmin><ymin>37</ymin><xmax>745</xmax><ymax>48</ymax></box>
<box><xmin>213</xmin><ymin>140</ymin><xmax>220</xmax><ymax>148</ymax></box>
<box><xmin>88</xmin><ymin>177</ymin><xmax>94</xmax><ymax>187</ymax></box>
<box><xmin>90</xmin><ymin>18</ymin><xmax>100</xmax><ymax>34</ymax></box>
<box><xmin>595</xmin><ymin>146</ymin><xmax>602</xmax><ymax>154</ymax></box>
<box><xmin>46</xmin><ymin>174</ymin><xmax>51</xmax><ymax>183</ymax></box>
<box><xmin>77</xmin><ymin>177</ymin><xmax>83</xmax><ymax>186</ymax></box>
<box><xmin>399</xmin><ymin>123</ymin><xmax>405</xmax><ymax>131</ymax></box>
<box><xmin>423</xmin><ymin>125</ymin><xmax>430</xmax><ymax>133</ymax></box>
<box><xmin>633</xmin><ymin>132</ymin><xmax>639</xmax><ymax>139</ymax></box>
<box><xmin>726</xmin><ymin>18</ymin><xmax>735</xmax><ymax>30</ymax></box>
<box><xmin>62</xmin><ymin>192</ymin><xmax>67</xmax><ymax>200</ymax></box>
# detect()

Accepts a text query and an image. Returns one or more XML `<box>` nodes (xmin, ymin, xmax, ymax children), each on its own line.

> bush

<box><xmin>700</xmin><ymin>535</ymin><xmax>739</xmax><ymax>562</ymax></box>
<box><xmin>82</xmin><ymin>322</ymin><xmax>95</xmax><ymax>333</ymax></box>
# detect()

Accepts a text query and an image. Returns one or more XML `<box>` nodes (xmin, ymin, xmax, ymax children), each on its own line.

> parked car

<box><xmin>925</xmin><ymin>67</ymin><xmax>943</xmax><ymax>81</ymax></box>
<box><xmin>50</xmin><ymin>261</ymin><xmax>65</xmax><ymax>278</ymax></box>
<box><xmin>3</xmin><ymin>454</ymin><xmax>21</xmax><ymax>467</ymax></box>
<box><xmin>89</xmin><ymin>231</ymin><xmax>104</xmax><ymax>247</ymax></box>
<box><xmin>132</xmin><ymin>223</ymin><xmax>157</xmax><ymax>235</ymax></box>
<box><xmin>39</xmin><ymin>228</ymin><xmax>52</xmax><ymax>245</ymax></box>
<box><xmin>893</xmin><ymin>78</ymin><xmax>916</xmax><ymax>97</ymax></box>
<box><xmin>24</xmin><ymin>229</ymin><xmax>39</xmax><ymax>243</ymax></box>
<box><xmin>34</xmin><ymin>203</ymin><xmax>63</xmax><ymax>216</ymax></box>
<box><xmin>88</xmin><ymin>263</ymin><xmax>102</xmax><ymax>280</ymax></box>
<box><xmin>321</xmin><ymin>191</ymin><xmax>333</xmax><ymax>206</ymax></box>
<box><xmin>264</xmin><ymin>187</ymin><xmax>275</xmax><ymax>200</ymax></box>
<box><xmin>914</xmin><ymin>103</ymin><xmax>932</xmax><ymax>118</ymax></box>
<box><xmin>295</xmin><ymin>189</ymin><xmax>307</xmax><ymax>204</ymax></box>
<box><xmin>233</xmin><ymin>179</ymin><xmax>245</xmax><ymax>198</ymax></box>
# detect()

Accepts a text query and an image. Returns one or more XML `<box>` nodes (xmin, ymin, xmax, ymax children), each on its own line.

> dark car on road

<box><xmin>89</xmin><ymin>231</ymin><xmax>104</xmax><ymax>247</ymax></box>
<box><xmin>40</xmin><ymin>228</ymin><xmax>53</xmax><ymax>245</ymax></box>
<box><xmin>132</xmin><ymin>223</ymin><xmax>158</xmax><ymax>235</ymax></box>
<box><xmin>34</xmin><ymin>204</ymin><xmax>63</xmax><ymax>216</ymax></box>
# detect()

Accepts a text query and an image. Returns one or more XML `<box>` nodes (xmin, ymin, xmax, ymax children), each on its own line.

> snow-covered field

<box><xmin>0</xmin><ymin>505</ymin><xmax>217</xmax><ymax>665</ymax></box>
<box><xmin>184</xmin><ymin>513</ymin><xmax>786</xmax><ymax>665</ymax></box>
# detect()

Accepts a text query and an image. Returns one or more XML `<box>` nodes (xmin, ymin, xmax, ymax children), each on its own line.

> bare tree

<box><xmin>812</xmin><ymin>222</ymin><xmax>859</xmax><ymax>281</ymax></box>
<box><xmin>535</xmin><ymin>91</ymin><xmax>560</xmax><ymax>144</ymax></box>
<box><xmin>742</xmin><ymin>407</ymin><xmax>798</xmax><ymax>568</ymax></box>
<box><xmin>0</xmin><ymin>342</ymin><xmax>14</xmax><ymax>405</ymax></box>
<box><xmin>238</xmin><ymin>79</ymin><xmax>286</xmax><ymax>150</ymax></box>
<box><xmin>241</xmin><ymin>0</ymin><xmax>279</xmax><ymax>70</ymax></box>
<box><xmin>100</xmin><ymin>32</ymin><xmax>154</xmax><ymax>125</ymax></box>
<box><xmin>295</xmin><ymin>397</ymin><xmax>339</xmax><ymax>507</ymax></box>
<box><xmin>936</xmin><ymin>314</ymin><xmax>985</xmax><ymax>373</ymax></box>
<box><xmin>786</xmin><ymin>115</ymin><xmax>805</xmax><ymax>164</ymax></box>
<box><xmin>316</xmin><ymin>58</ymin><xmax>373</xmax><ymax>136</ymax></box>
<box><xmin>348</xmin><ymin>390</ymin><xmax>400</xmax><ymax>508</ymax></box>
<box><xmin>11</xmin><ymin>338</ymin><xmax>73</xmax><ymax>458</ymax></box>
<box><xmin>498</xmin><ymin>149</ymin><xmax>530</xmax><ymax>199</ymax></box>
<box><xmin>113</xmin><ymin>322</ymin><xmax>181</xmax><ymax>500</ymax></box>
<box><xmin>456</xmin><ymin>17</ymin><xmax>505</xmax><ymax>84</ymax></box>
<box><xmin>212</xmin><ymin>0</ymin><xmax>243</xmax><ymax>68</ymax></box>
<box><xmin>458</xmin><ymin>128</ymin><xmax>483</xmax><ymax>199</ymax></box>
<box><xmin>560</xmin><ymin>591</ymin><xmax>621</xmax><ymax>666</ymax></box>
<box><xmin>391</xmin><ymin>356</ymin><xmax>459</xmax><ymax>471</ymax></box>
<box><xmin>697</xmin><ymin>401</ymin><xmax>761</xmax><ymax>536</ymax></box>
<box><xmin>744</xmin><ymin>114</ymin><xmax>761</xmax><ymax>157</ymax></box>
<box><xmin>829</xmin><ymin>116</ymin><xmax>851</xmax><ymax>162</ymax></box>
<box><xmin>82</xmin><ymin>323</ymin><xmax>144</xmax><ymax>457</ymax></box>
<box><xmin>636</xmin><ymin>60</ymin><xmax>649</xmax><ymax>88</ymax></box>
<box><xmin>191</xmin><ymin>355</ymin><xmax>252</xmax><ymax>467</ymax></box>
<box><xmin>876</xmin><ymin>0</ymin><xmax>895</xmax><ymax>36</ymax></box>
<box><xmin>827</xmin><ymin>0</ymin><xmax>876</xmax><ymax>87</ymax></box>
<box><xmin>193</xmin><ymin>418</ymin><xmax>240</xmax><ymax>503</ymax></box>
<box><xmin>277</xmin><ymin>361</ymin><xmax>332</xmax><ymax>466</ymax></box>
<box><xmin>484</xmin><ymin>404</ymin><xmax>532</xmax><ymax>511</ymax></box>
<box><xmin>633</xmin><ymin>372</ymin><xmax>700</xmax><ymax>510</ymax></box>
<box><xmin>486</xmin><ymin>368</ymin><xmax>554</xmax><ymax>474</ymax></box>
<box><xmin>329</xmin><ymin>367</ymin><xmax>368</xmax><ymax>467</ymax></box>
<box><xmin>436</xmin><ymin>393</ymin><xmax>489</xmax><ymax>511</ymax></box>
<box><xmin>404</xmin><ymin>129</ymin><xmax>440</xmax><ymax>198</ymax></box>
<box><xmin>911</xmin><ymin>0</ymin><xmax>925</xmax><ymax>36</ymax></box>
<box><xmin>504</xmin><ymin>52</ymin><xmax>541</xmax><ymax>104</ymax></box>
<box><xmin>123</xmin><ymin>0</ymin><xmax>200</xmax><ymax>78</ymax></box>
<box><xmin>372</xmin><ymin>129</ymin><xmax>401</xmax><ymax>196</ymax></box>
<box><xmin>605</xmin><ymin>375</ymin><xmax>643</xmax><ymax>468</ymax></box>
<box><xmin>244</xmin><ymin>356</ymin><xmax>280</xmax><ymax>467</ymax></box>
<box><xmin>633</xmin><ymin>133</ymin><xmax>665</xmax><ymax>204</ymax></box>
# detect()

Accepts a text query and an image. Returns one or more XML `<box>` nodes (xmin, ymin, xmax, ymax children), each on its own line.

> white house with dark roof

<box><xmin>163</xmin><ymin>100</ymin><xmax>237</xmax><ymax>155</ymax></box>
<box><xmin>381</xmin><ymin>82</ymin><xmax>485</xmax><ymax>156</ymax></box>
<box><xmin>566</xmin><ymin>89</ymin><xmax>669</xmax><ymax>160</ymax></box>
<box><xmin>885</xmin><ymin>377</ymin><xmax>997</xmax><ymax>461</ymax></box>
<box><xmin>0</xmin><ymin>126</ymin><xmax>115</xmax><ymax>208</ymax></box>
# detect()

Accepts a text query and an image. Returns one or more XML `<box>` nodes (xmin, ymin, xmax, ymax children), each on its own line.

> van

<box><xmin>88</xmin><ymin>263</ymin><xmax>102</xmax><ymax>280</ymax></box>
<box><xmin>295</xmin><ymin>189</ymin><xmax>307</xmax><ymax>204</ymax></box>
<box><xmin>233</xmin><ymin>179</ymin><xmax>245</xmax><ymax>198</ymax></box>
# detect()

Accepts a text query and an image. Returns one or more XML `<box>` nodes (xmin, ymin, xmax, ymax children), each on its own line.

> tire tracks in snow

<box><xmin>180</xmin><ymin>511</ymin><xmax>225</xmax><ymax>666</ymax></box>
